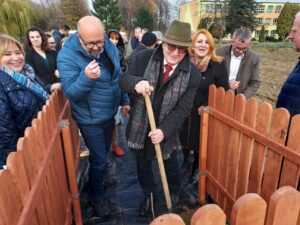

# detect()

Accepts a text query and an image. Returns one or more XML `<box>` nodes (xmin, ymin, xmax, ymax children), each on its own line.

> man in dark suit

<box><xmin>217</xmin><ymin>28</ymin><xmax>260</xmax><ymax>98</ymax></box>
<box><xmin>276</xmin><ymin>11</ymin><xmax>300</xmax><ymax>116</ymax></box>
<box><xmin>120</xmin><ymin>20</ymin><xmax>201</xmax><ymax>216</ymax></box>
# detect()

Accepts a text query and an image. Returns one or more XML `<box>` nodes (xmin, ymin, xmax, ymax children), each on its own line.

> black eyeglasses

<box><xmin>49</xmin><ymin>42</ymin><xmax>56</xmax><ymax>45</ymax></box>
<box><xmin>233</xmin><ymin>46</ymin><xmax>248</xmax><ymax>53</ymax></box>
<box><xmin>79</xmin><ymin>36</ymin><xmax>105</xmax><ymax>49</ymax></box>
<box><xmin>166</xmin><ymin>43</ymin><xmax>187</xmax><ymax>54</ymax></box>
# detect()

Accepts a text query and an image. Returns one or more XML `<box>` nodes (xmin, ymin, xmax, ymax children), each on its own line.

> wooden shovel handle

<box><xmin>144</xmin><ymin>94</ymin><xmax>172</xmax><ymax>210</ymax></box>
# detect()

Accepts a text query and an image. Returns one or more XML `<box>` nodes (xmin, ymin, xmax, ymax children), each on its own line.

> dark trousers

<box><xmin>78</xmin><ymin>119</ymin><xmax>115</xmax><ymax>202</ymax></box>
<box><xmin>135</xmin><ymin>149</ymin><xmax>182</xmax><ymax>197</ymax></box>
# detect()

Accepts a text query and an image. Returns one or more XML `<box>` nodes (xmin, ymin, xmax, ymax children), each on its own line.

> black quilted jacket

<box><xmin>0</xmin><ymin>70</ymin><xmax>46</xmax><ymax>168</ymax></box>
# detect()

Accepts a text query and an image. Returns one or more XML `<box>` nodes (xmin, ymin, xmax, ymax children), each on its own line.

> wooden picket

<box><xmin>0</xmin><ymin>90</ymin><xmax>82</xmax><ymax>225</ymax></box>
<box><xmin>198</xmin><ymin>85</ymin><xmax>300</xmax><ymax>218</ymax></box>
<box><xmin>191</xmin><ymin>186</ymin><xmax>300</xmax><ymax>225</ymax></box>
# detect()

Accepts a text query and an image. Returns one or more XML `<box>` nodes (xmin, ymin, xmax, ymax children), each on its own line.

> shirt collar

<box><xmin>231</xmin><ymin>49</ymin><xmax>244</xmax><ymax>59</ymax></box>
<box><xmin>163</xmin><ymin>59</ymin><xmax>178</xmax><ymax>71</ymax></box>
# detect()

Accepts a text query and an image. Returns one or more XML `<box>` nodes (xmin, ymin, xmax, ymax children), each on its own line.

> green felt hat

<box><xmin>161</xmin><ymin>20</ymin><xmax>192</xmax><ymax>47</ymax></box>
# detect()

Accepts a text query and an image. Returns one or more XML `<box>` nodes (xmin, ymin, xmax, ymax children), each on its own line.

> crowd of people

<box><xmin>1</xmin><ymin>11</ymin><xmax>300</xmax><ymax>220</ymax></box>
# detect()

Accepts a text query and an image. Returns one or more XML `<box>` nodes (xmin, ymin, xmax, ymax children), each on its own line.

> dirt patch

<box><xmin>255</xmin><ymin>47</ymin><xmax>299</xmax><ymax>106</ymax></box>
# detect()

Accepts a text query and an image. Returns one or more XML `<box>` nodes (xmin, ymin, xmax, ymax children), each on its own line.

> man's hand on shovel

<box><xmin>148</xmin><ymin>129</ymin><xmax>164</xmax><ymax>144</ymax></box>
<box><xmin>134</xmin><ymin>80</ymin><xmax>152</xmax><ymax>95</ymax></box>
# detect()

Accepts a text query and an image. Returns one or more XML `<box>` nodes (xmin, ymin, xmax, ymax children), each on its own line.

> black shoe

<box><xmin>139</xmin><ymin>195</ymin><xmax>153</xmax><ymax>217</ymax></box>
<box><xmin>103</xmin><ymin>178</ymin><xmax>117</xmax><ymax>187</ymax></box>
<box><xmin>170</xmin><ymin>193</ymin><xmax>184</xmax><ymax>213</ymax></box>
<box><xmin>92</xmin><ymin>200</ymin><xmax>111</xmax><ymax>218</ymax></box>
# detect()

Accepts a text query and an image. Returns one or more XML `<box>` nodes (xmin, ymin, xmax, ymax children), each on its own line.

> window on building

<box><xmin>265</xmin><ymin>18</ymin><xmax>271</xmax><ymax>25</ymax></box>
<box><xmin>216</xmin><ymin>4</ymin><xmax>222</xmax><ymax>12</ymax></box>
<box><xmin>206</xmin><ymin>4</ymin><xmax>212</xmax><ymax>13</ymax></box>
<box><xmin>267</xmin><ymin>5</ymin><xmax>273</xmax><ymax>13</ymax></box>
<box><xmin>273</xmin><ymin>19</ymin><xmax>278</xmax><ymax>25</ymax></box>
<box><xmin>257</xmin><ymin>18</ymin><xmax>263</xmax><ymax>25</ymax></box>
<box><xmin>257</xmin><ymin>5</ymin><xmax>265</xmax><ymax>12</ymax></box>
<box><xmin>265</xmin><ymin>30</ymin><xmax>269</xmax><ymax>36</ymax></box>
<box><xmin>255</xmin><ymin>30</ymin><xmax>260</xmax><ymax>38</ymax></box>
<box><xmin>271</xmin><ymin>30</ymin><xmax>277</xmax><ymax>35</ymax></box>
<box><xmin>275</xmin><ymin>5</ymin><xmax>281</xmax><ymax>13</ymax></box>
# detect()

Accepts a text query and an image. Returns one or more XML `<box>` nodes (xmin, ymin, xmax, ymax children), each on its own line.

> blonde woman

<box><xmin>0</xmin><ymin>34</ymin><xmax>59</xmax><ymax>168</ymax></box>
<box><xmin>181</xmin><ymin>29</ymin><xmax>229</xmax><ymax>181</ymax></box>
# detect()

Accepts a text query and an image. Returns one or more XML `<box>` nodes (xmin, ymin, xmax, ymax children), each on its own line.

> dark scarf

<box><xmin>127</xmin><ymin>49</ymin><xmax>191</xmax><ymax>159</ymax></box>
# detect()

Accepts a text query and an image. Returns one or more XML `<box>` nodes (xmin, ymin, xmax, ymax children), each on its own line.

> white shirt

<box><xmin>229</xmin><ymin>51</ymin><xmax>244</xmax><ymax>81</ymax></box>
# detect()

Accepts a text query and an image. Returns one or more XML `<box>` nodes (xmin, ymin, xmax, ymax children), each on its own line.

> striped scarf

<box><xmin>0</xmin><ymin>65</ymin><xmax>49</xmax><ymax>100</ymax></box>
<box><xmin>127</xmin><ymin>48</ymin><xmax>191</xmax><ymax>159</ymax></box>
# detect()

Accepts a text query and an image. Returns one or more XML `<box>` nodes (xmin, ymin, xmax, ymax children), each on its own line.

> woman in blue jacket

<box><xmin>0</xmin><ymin>34</ymin><xmax>60</xmax><ymax>168</ymax></box>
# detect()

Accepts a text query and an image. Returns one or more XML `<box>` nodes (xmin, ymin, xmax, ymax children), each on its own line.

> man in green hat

<box><xmin>120</xmin><ymin>20</ymin><xmax>201</xmax><ymax>216</ymax></box>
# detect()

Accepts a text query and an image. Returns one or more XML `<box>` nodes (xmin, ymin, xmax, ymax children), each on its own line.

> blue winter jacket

<box><xmin>57</xmin><ymin>33</ymin><xmax>130</xmax><ymax>125</ymax></box>
<box><xmin>276</xmin><ymin>61</ymin><xmax>300</xmax><ymax>116</ymax></box>
<box><xmin>0</xmin><ymin>70</ymin><xmax>45</xmax><ymax>168</ymax></box>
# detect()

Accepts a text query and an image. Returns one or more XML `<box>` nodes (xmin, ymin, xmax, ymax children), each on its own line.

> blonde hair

<box><xmin>188</xmin><ymin>29</ymin><xmax>223</xmax><ymax>63</ymax></box>
<box><xmin>0</xmin><ymin>34</ymin><xmax>24</xmax><ymax>59</ymax></box>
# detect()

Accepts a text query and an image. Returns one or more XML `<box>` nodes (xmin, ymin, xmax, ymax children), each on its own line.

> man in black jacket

<box><xmin>119</xmin><ymin>20</ymin><xmax>201</xmax><ymax>216</ymax></box>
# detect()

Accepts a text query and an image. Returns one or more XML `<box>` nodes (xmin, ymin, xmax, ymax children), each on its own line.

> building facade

<box><xmin>179</xmin><ymin>0</ymin><xmax>300</xmax><ymax>39</ymax></box>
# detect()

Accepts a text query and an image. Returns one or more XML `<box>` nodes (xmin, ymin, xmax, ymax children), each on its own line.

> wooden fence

<box><xmin>0</xmin><ymin>90</ymin><xmax>82</xmax><ymax>225</ymax></box>
<box><xmin>198</xmin><ymin>85</ymin><xmax>299</xmax><ymax>215</ymax></box>
<box><xmin>151</xmin><ymin>85</ymin><xmax>299</xmax><ymax>225</ymax></box>
<box><xmin>191</xmin><ymin>186</ymin><xmax>300</xmax><ymax>225</ymax></box>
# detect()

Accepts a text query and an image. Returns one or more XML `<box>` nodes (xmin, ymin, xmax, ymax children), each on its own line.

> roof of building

<box><xmin>256</xmin><ymin>0</ymin><xmax>300</xmax><ymax>3</ymax></box>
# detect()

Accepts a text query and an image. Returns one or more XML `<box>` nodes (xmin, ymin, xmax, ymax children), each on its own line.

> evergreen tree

<box><xmin>198</xmin><ymin>18</ymin><xmax>208</xmax><ymax>30</ymax></box>
<box><xmin>0</xmin><ymin>0</ymin><xmax>34</xmax><ymax>38</ymax></box>
<box><xmin>277</xmin><ymin>3</ymin><xmax>300</xmax><ymax>39</ymax></box>
<box><xmin>93</xmin><ymin>0</ymin><xmax>122</xmax><ymax>31</ymax></box>
<box><xmin>259</xmin><ymin>25</ymin><xmax>265</xmax><ymax>42</ymax></box>
<box><xmin>60</xmin><ymin>0</ymin><xmax>90</xmax><ymax>28</ymax></box>
<box><xmin>225</xmin><ymin>0</ymin><xmax>258</xmax><ymax>35</ymax></box>
<box><xmin>209</xmin><ymin>22</ymin><xmax>224</xmax><ymax>39</ymax></box>
<box><xmin>134</xmin><ymin>6</ymin><xmax>154</xmax><ymax>31</ymax></box>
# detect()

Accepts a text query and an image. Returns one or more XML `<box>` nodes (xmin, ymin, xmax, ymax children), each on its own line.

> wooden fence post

<box><xmin>191</xmin><ymin>204</ymin><xmax>226</xmax><ymax>225</ymax></box>
<box><xmin>60</xmin><ymin>119</ymin><xmax>83</xmax><ymax>225</ymax></box>
<box><xmin>265</xmin><ymin>186</ymin><xmax>300</xmax><ymax>225</ymax></box>
<box><xmin>231</xmin><ymin>193</ymin><xmax>266</xmax><ymax>225</ymax></box>
<box><xmin>199</xmin><ymin>107</ymin><xmax>209</xmax><ymax>203</ymax></box>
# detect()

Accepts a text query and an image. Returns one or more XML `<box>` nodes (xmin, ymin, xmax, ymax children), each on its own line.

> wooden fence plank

<box><xmin>61</xmin><ymin>120</ymin><xmax>83</xmax><ymax>225</ymax></box>
<box><xmin>280</xmin><ymin>115</ymin><xmax>300</xmax><ymax>188</ymax></box>
<box><xmin>191</xmin><ymin>204</ymin><xmax>226</xmax><ymax>225</ymax></box>
<box><xmin>0</xmin><ymin>169</ymin><xmax>23</xmax><ymax>225</ymax></box>
<box><xmin>199</xmin><ymin>109</ymin><xmax>209</xmax><ymax>203</ymax></box>
<box><xmin>236</xmin><ymin>98</ymin><xmax>258</xmax><ymax>199</ymax></box>
<box><xmin>206</xmin><ymin>85</ymin><xmax>219</xmax><ymax>201</ymax></box>
<box><xmin>260</xmin><ymin>108</ymin><xmax>290</xmax><ymax>202</ymax></box>
<box><xmin>150</xmin><ymin>214</ymin><xmax>185</xmax><ymax>225</ymax></box>
<box><xmin>265</xmin><ymin>186</ymin><xmax>300</xmax><ymax>225</ymax></box>
<box><xmin>217</xmin><ymin>90</ymin><xmax>235</xmax><ymax>209</ymax></box>
<box><xmin>224</xmin><ymin>94</ymin><xmax>246</xmax><ymax>215</ymax></box>
<box><xmin>248</xmin><ymin>102</ymin><xmax>273</xmax><ymax>194</ymax></box>
<box><xmin>32</xmin><ymin>118</ymin><xmax>55</xmax><ymax>225</ymax></box>
<box><xmin>211</xmin><ymin>87</ymin><xmax>225</xmax><ymax>203</ymax></box>
<box><xmin>231</xmin><ymin>193</ymin><xmax>266</xmax><ymax>225</ymax></box>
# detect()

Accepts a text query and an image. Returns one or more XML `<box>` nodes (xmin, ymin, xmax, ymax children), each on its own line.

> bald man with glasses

<box><xmin>57</xmin><ymin>16</ymin><xmax>130</xmax><ymax>218</ymax></box>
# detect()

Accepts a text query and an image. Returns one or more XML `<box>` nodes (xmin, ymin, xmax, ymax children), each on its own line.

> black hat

<box><xmin>141</xmin><ymin>32</ymin><xmax>157</xmax><ymax>47</ymax></box>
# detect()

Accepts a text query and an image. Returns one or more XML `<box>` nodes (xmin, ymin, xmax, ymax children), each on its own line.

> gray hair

<box><xmin>232</xmin><ymin>27</ymin><xmax>252</xmax><ymax>42</ymax></box>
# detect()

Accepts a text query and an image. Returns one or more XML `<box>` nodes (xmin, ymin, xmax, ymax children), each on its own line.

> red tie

<box><xmin>162</xmin><ymin>64</ymin><xmax>173</xmax><ymax>84</ymax></box>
